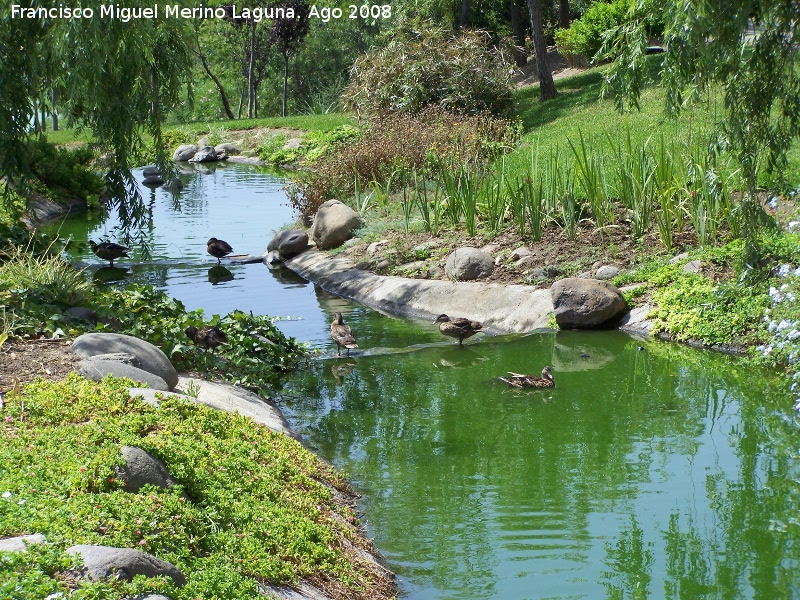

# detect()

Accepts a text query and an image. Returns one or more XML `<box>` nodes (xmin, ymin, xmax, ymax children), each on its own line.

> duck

<box><xmin>330</xmin><ymin>312</ymin><xmax>358</xmax><ymax>356</ymax></box>
<box><xmin>433</xmin><ymin>314</ymin><xmax>483</xmax><ymax>346</ymax></box>
<box><xmin>89</xmin><ymin>240</ymin><xmax>131</xmax><ymax>267</ymax></box>
<box><xmin>207</xmin><ymin>238</ymin><xmax>233</xmax><ymax>263</ymax></box>
<box><xmin>185</xmin><ymin>325</ymin><xmax>229</xmax><ymax>352</ymax></box>
<box><xmin>499</xmin><ymin>365</ymin><xmax>555</xmax><ymax>389</ymax></box>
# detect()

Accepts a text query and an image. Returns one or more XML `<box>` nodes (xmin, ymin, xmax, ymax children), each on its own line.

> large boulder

<box><xmin>66</xmin><ymin>545</ymin><xmax>186</xmax><ymax>587</ymax></box>
<box><xmin>550</xmin><ymin>278</ymin><xmax>627</xmax><ymax>329</ymax></box>
<box><xmin>214</xmin><ymin>143</ymin><xmax>240</xmax><ymax>155</ymax></box>
<box><xmin>189</xmin><ymin>145</ymin><xmax>218</xmax><ymax>163</ymax></box>
<box><xmin>172</xmin><ymin>145</ymin><xmax>198</xmax><ymax>162</ymax></box>
<box><xmin>115</xmin><ymin>446</ymin><xmax>180</xmax><ymax>493</ymax></box>
<box><xmin>78</xmin><ymin>359</ymin><xmax>170</xmax><ymax>391</ymax></box>
<box><xmin>71</xmin><ymin>333</ymin><xmax>178</xmax><ymax>390</ymax></box>
<box><xmin>267</xmin><ymin>229</ymin><xmax>309</xmax><ymax>258</ymax></box>
<box><xmin>310</xmin><ymin>200</ymin><xmax>361</xmax><ymax>250</ymax></box>
<box><xmin>445</xmin><ymin>247</ymin><xmax>494</xmax><ymax>281</ymax></box>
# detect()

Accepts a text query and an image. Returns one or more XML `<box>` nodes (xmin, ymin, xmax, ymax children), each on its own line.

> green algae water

<box><xmin>280</xmin><ymin>327</ymin><xmax>800</xmax><ymax>599</ymax></box>
<box><xmin>47</xmin><ymin>164</ymin><xmax>800</xmax><ymax>598</ymax></box>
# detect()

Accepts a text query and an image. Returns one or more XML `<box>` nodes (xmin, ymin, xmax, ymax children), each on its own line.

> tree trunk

<box><xmin>40</xmin><ymin>101</ymin><xmax>47</xmax><ymax>132</ymax></box>
<box><xmin>198</xmin><ymin>51</ymin><xmax>235</xmax><ymax>119</ymax></box>
<box><xmin>527</xmin><ymin>0</ymin><xmax>558</xmax><ymax>101</ymax></box>
<box><xmin>248</xmin><ymin>20</ymin><xmax>256</xmax><ymax>119</ymax></box>
<box><xmin>51</xmin><ymin>87</ymin><xmax>58</xmax><ymax>131</ymax></box>
<box><xmin>32</xmin><ymin>97</ymin><xmax>39</xmax><ymax>133</ymax></box>
<box><xmin>558</xmin><ymin>0</ymin><xmax>570</xmax><ymax>29</ymax></box>
<box><xmin>510</xmin><ymin>0</ymin><xmax>528</xmax><ymax>67</ymax></box>
<box><xmin>460</xmin><ymin>0</ymin><xmax>470</xmax><ymax>28</ymax></box>
<box><xmin>282</xmin><ymin>54</ymin><xmax>289</xmax><ymax>117</ymax></box>
<box><xmin>238</xmin><ymin>86</ymin><xmax>245</xmax><ymax>119</ymax></box>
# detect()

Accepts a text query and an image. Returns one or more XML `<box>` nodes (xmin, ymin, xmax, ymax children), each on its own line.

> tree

<box><xmin>510</xmin><ymin>0</ymin><xmax>529</xmax><ymax>67</ymax></box>
<box><xmin>192</xmin><ymin>19</ymin><xmax>236</xmax><ymax>119</ymax></box>
<box><xmin>527</xmin><ymin>0</ymin><xmax>558</xmax><ymax>100</ymax></box>
<box><xmin>270</xmin><ymin>0</ymin><xmax>311</xmax><ymax>117</ymax></box>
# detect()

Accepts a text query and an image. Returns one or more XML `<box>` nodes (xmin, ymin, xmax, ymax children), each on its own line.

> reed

<box><xmin>481</xmin><ymin>160</ymin><xmax>508</xmax><ymax>235</ymax></box>
<box><xmin>569</xmin><ymin>131</ymin><xmax>610</xmax><ymax>234</ymax></box>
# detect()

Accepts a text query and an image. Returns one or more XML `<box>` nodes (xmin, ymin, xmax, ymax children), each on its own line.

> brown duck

<box><xmin>185</xmin><ymin>325</ymin><xmax>229</xmax><ymax>352</ymax></box>
<box><xmin>89</xmin><ymin>240</ymin><xmax>131</xmax><ymax>267</ymax></box>
<box><xmin>499</xmin><ymin>365</ymin><xmax>555</xmax><ymax>388</ymax></box>
<box><xmin>330</xmin><ymin>312</ymin><xmax>358</xmax><ymax>356</ymax></box>
<box><xmin>434</xmin><ymin>314</ymin><xmax>483</xmax><ymax>346</ymax></box>
<box><xmin>207</xmin><ymin>238</ymin><xmax>233</xmax><ymax>263</ymax></box>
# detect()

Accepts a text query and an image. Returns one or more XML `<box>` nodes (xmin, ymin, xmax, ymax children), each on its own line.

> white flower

<box><xmin>17</xmin><ymin>499</ymin><xmax>25</xmax><ymax>505</ymax></box>
<box><xmin>778</xmin><ymin>320</ymin><xmax>791</xmax><ymax>331</ymax></box>
<box><xmin>769</xmin><ymin>196</ymin><xmax>779</xmax><ymax>209</ymax></box>
<box><xmin>1</xmin><ymin>491</ymin><xmax>11</xmax><ymax>498</ymax></box>
<box><xmin>778</xmin><ymin>264</ymin><xmax>792</xmax><ymax>277</ymax></box>
<box><xmin>788</xmin><ymin>221</ymin><xmax>800</xmax><ymax>232</ymax></box>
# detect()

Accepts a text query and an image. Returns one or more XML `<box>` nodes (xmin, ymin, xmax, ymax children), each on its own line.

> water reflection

<box><xmin>280</xmin><ymin>332</ymin><xmax>798</xmax><ymax>599</ymax></box>
<box><xmin>207</xmin><ymin>265</ymin><xmax>234</xmax><ymax>284</ymax></box>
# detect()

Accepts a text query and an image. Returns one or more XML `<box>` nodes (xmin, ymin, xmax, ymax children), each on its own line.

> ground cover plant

<box><xmin>0</xmin><ymin>375</ymin><xmax>394</xmax><ymax>600</ymax></box>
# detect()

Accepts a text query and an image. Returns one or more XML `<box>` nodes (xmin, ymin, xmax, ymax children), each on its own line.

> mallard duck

<box><xmin>207</xmin><ymin>238</ymin><xmax>233</xmax><ymax>263</ymax></box>
<box><xmin>434</xmin><ymin>314</ymin><xmax>483</xmax><ymax>346</ymax></box>
<box><xmin>185</xmin><ymin>325</ymin><xmax>229</xmax><ymax>352</ymax></box>
<box><xmin>499</xmin><ymin>365</ymin><xmax>555</xmax><ymax>388</ymax></box>
<box><xmin>89</xmin><ymin>240</ymin><xmax>130</xmax><ymax>267</ymax></box>
<box><xmin>330</xmin><ymin>312</ymin><xmax>358</xmax><ymax>356</ymax></box>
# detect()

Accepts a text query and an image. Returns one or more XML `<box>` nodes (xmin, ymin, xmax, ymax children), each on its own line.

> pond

<box><xmin>50</xmin><ymin>164</ymin><xmax>800</xmax><ymax>599</ymax></box>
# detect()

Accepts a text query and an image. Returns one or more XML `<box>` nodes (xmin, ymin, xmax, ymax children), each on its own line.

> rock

<box><xmin>197</xmin><ymin>136</ymin><xmax>210</xmax><ymax>147</ymax></box>
<box><xmin>414</xmin><ymin>240</ymin><xmax>440</xmax><ymax>254</ymax></box>
<box><xmin>265</xmin><ymin>249</ymin><xmax>283</xmax><ymax>265</ymax></box>
<box><xmin>398</xmin><ymin>261</ymin><xmax>427</xmax><ymax>274</ymax></box>
<box><xmin>115</xmin><ymin>446</ymin><xmax>179</xmax><ymax>493</ymax></box>
<box><xmin>669</xmin><ymin>252</ymin><xmax>689</xmax><ymax>264</ymax></box>
<box><xmin>65</xmin><ymin>306</ymin><xmax>98</xmax><ymax>325</ymax></box>
<box><xmin>428</xmin><ymin>265</ymin><xmax>444</xmax><ymax>279</ymax></box>
<box><xmin>375</xmin><ymin>260</ymin><xmax>390</xmax><ymax>271</ymax></box>
<box><xmin>142</xmin><ymin>175</ymin><xmax>164</xmax><ymax>186</ymax></box>
<box><xmin>0</xmin><ymin>534</ymin><xmax>47</xmax><ymax>553</ymax></box>
<box><xmin>78</xmin><ymin>360</ymin><xmax>170</xmax><ymax>391</ymax></box>
<box><xmin>683</xmin><ymin>260</ymin><xmax>702</xmax><ymax>274</ymax></box>
<box><xmin>310</xmin><ymin>200</ymin><xmax>361</xmax><ymax>250</ymax></box>
<box><xmin>367</xmin><ymin>240</ymin><xmax>389</xmax><ymax>256</ymax></box>
<box><xmin>172</xmin><ymin>145</ymin><xmax>198</xmax><ymax>162</ymax></box>
<box><xmin>511</xmin><ymin>247</ymin><xmax>532</xmax><ymax>261</ymax></box>
<box><xmin>480</xmin><ymin>244</ymin><xmax>501</xmax><ymax>255</ymax></box>
<box><xmin>527</xmin><ymin>264</ymin><xmax>561</xmax><ymax>283</ymax></box>
<box><xmin>551</xmin><ymin>278</ymin><xmax>627</xmax><ymax>329</ymax></box>
<box><xmin>515</xmin><ymin>255</ymin><xmax>536</xmax><ymax>270</ymax></box>
<box><xmin>66</xmin><ymin>545</ymin><xmax>186</xmax><ymax>587</ymax></box>
<box><xmin>214</xmin><ymin>143</ymin><xmax>240</xmax><ymax>155</ymax></box>
<box><xmin>445</xmin><ymin>247</ymin><xmax>494</xmax><ymax>281</ymax></box>
<box><xmin>267</xmin><ymin>230</ymin><xmax>309</xmax><ymax>258</ymax></box>
<box><xmin>88</xmin><ymin>352</ymin><xmax>142</xmax><ymax>368</ymax></box>
<box><xmin>71</xmin><ymin>333</ymin><xmax>178</xmax><ymax>390</ymax></box>
<box><xmin>575</xmin><ymin>271</ymin><xmax>593</xmax><ymax>279</ymax></box>
<box><xmin>189</xmin><ymin>146</ymin><xmax>218</xmax><ymax>163</ymax></box>
<box><xmin>142</xmin><ymin>165</ymin><xmax>161</xmax><ymax>177</ymax></box>
<box><xmin>283</xmin><ymin>138</ymin><xmax>303</xmax><ymax>150</ymax></box>
<box><xmin>595</xmin><ymin>265</ymin><xmax>620</xmax><ymax>280</ymax></box>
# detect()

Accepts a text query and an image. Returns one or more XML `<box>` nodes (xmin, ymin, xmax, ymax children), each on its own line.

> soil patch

<box><xmin>1</xmin><ymin>338</ymin><xmax>82</xmax><ymax>392</ymax></box>
<box><xmin>513</xmin><ymin>47</ymin><xmax>590</xmax><ymax>88</ymax></box>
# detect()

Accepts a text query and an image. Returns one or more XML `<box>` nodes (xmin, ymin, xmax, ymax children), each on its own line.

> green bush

<box><xmin>556</xmin><ymin>0</ymin><xmax>629</xmax><ymax>61</ymax></box>
<box><xmin>341</xmin><ymin>27</ymin><xmax>515</xmax><ymax>117</ymax></box>
<box><xmin>26</xmin><ymin>137</ymin><xmax>104</xmax><ymax>205</ymax></box>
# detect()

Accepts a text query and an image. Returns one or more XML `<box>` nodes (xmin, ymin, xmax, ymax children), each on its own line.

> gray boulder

<box><xmin>66</xmin><ymin>545</ymin><xmax>186</xmax><ymax>587</ymax></box>
<box><xmin>65</xmin><ymin>306</ymin><xmax>98</xmax><ymax>325</ymax></box>
<box><xmin>115</xmin><ymin>446</ymin><xmax>179</xmax><ymax>493</ymax></box>
<box><xmin>595</xmin><ymin>265</ymin><xmax>620</xmax><ymax>280</ymax></box>
<box><xmin>0</xmin><ymin>534</ymin><xmax>46</xmax><ymax>553</ymax></box>
<box><xmin>88</xmin><ymin>352</ymin><xmax>142</xmax><ymax>368</ymax></box>
<box><xmin>310</xmin><ymin>200</ymin><xmax>361</xmax><ymax>250</ymax></box>
<box><xmin>142</xmin><ymin>165</ymin><xmax>161</xmax><ymax>177</ymax></box>
<box><xmin>71</xmin><ymin>333</ymin><xmax>178</xmax><ymax>390</ymax></box>
<box><xmin>142</xmin><ymin>175</ymin><xmax>164</xmax><ymax>186</ymax></box>
<box><xmin>172</xmin><ymin>145</ymin><xmax>198</xmax><ymax>162</ymax></box>
<box><xmin>214</xmin><ymin>143</ymin><xmax>240</xmax><ymax>155</ymax></box>
<box><xmin>283</xmin><ymin>138</ymin><xmax>303</xmax><ymax>150</ymax></box>
<box><xmin>445</xmin><ymin>247</ymin><xmax>494</xmax><ymax>281</ymax></box>
<box><xmin>267</xmin><ymin>230</ymin><xmax>309</xmax><ymax>258</ymax></box>
<box><xmin>551</xmin><ymin>278</ymin><xmax>627</xmax><ymax>329</ymax></box>
<box><xmin>78</xmin><ymin>360</ymin><xmax>170</xmax><ymax>391</ymax></box>
<box><xmin>683</xmin><ymin>260</ymin><xmax>702</xmax><ymax>274</ymax></box>
<box><xmin>189</xmin><ymin>146</ymin><xmax>218</xmax><ymax>163</ymax></box>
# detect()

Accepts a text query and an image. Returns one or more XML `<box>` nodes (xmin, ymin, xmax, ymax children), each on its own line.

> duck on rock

<box><xmin>185</xmin><ymin>325</ymin><xmax>229</xmax><ymax>352</ymax></box>
<box><xmin>207</xmin><ymin>238</ymin><xmax>233</xmax><ymax>263</ymax></box>
<box><xmin>330</xmin><ymin>312</ymin><xmax>358</xmax><ymax>357</ymax></box>
<box><xmin>499</xmin><ymin>366</ymin><xmax>555</xmax><ymax>389</ymax></box>
<box><xmin>89</xmin><ymin>240</ymin><xmax>131</xmax><ymax>267</ymax></box>
<box><xmin>434</xmin><ymin>314</ymin><xmax>483</xmax><ymax>346</ymax></box>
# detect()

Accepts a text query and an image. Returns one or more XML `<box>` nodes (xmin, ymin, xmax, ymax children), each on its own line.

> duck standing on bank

<box><xmin>434</xmin><ymin>314</ymin><xmax>483</xmax><ymax>346</ymax></box>
<box><xmin>185</xmin><ymin>325</ymin><xmax>229</xmax><ymax>353</ymax></box>
<box><xmin>330</xmin><ymin>311</ymin><xmax>358</xmax><ymax>357</ymax></box>
<box><xmin>499</xmin><ymin>365</ymin><xmax>555</xmax><ymax>388</ymax></box>
<box><xmin>207</xmin><ymin>238</ymin><xmax>233</xmax><ymax>264</ymax></box>
<box><xmin>89</xmin><ymin>240</ymin><xmax>131</xmax><ymax>267</ymax></box>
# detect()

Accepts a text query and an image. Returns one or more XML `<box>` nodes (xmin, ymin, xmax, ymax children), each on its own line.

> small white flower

<box><xmin>778</xmin><ymin>264</ymin><xmax>792</xmax><ymax>277</ymax></box>
<box><xmin>769</xmin><ymin>196</ymin><xmax>779</xmax><ymax>209</ymax></box>
<box><xmin>788</xmin><ymin>221</ymin><xmax>800</xmax><ymax>232</ymax></box>
<box><xmin>17</xmin><ymin>499</ymin><xmax>25</xmax><ymax>505</ymax></box>
<box><xmin>1</xmin><ymin>491</ymin><xmax>11</xmax><ymax>498</ymax></box>
<box><xmin>769</xmin><ymin>320</ymin><xmax>778</xmax><ymax>332</ymax></box>
<box><xmin>778</xmin><ymin>320</ymin><xmax>791</xmax><ymax>331</ymax></box>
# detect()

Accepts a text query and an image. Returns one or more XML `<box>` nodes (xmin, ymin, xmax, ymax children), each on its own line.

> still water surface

<box><xmin>49</xmin><ymin>164</ymin><xmax>800</xmax><ymax>599</ymax></box>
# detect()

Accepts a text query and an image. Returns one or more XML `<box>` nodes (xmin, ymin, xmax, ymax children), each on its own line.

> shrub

<box><xmin>341</xmin><ymin>27</ymin><xmax>515</xmax><ymax>117</ymax></box>
<box><xmin>26</xmin><ymin>137</ymin><xmax>104</xmax><ymax>205</ymax></box>
<box><xmin>290</xmin><ymin>107</ymin><xmax>520</xmax><ymax>216</ymax></box>
<box><xmin>556</xmin><ymin>0</ymin><xmax>629</xmax><ymax>61</ymax></box>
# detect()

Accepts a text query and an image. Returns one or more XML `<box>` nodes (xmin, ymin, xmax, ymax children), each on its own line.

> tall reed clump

<box><xmin>291</xmin><ymin>107</ymin><xmax>519</xmax><ymax>218</ymax></box>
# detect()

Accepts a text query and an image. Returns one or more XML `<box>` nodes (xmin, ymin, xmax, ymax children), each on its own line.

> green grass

<box><xmin>0</xmin><ymin>375</ymin><xmax>385</xmax><ymax>599</ymax></box>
